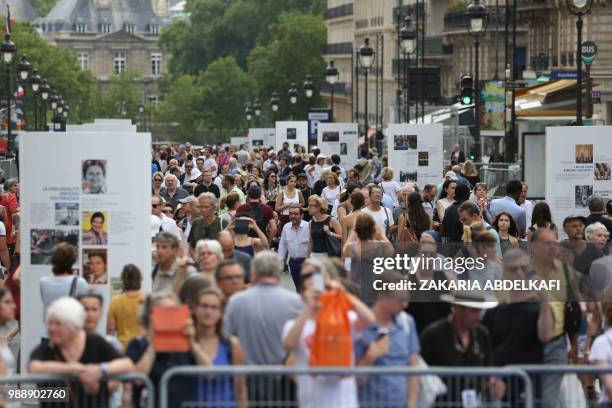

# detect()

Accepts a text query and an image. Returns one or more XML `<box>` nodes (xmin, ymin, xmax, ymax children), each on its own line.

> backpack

<box><xmin>243</xmin><ymin>202</ymin><xmax>267</xmax><ymax>233</ymax></box>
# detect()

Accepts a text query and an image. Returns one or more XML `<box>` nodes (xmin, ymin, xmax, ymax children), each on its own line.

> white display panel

<box><xmin>387</xmin><ymin>124</ymin><xmax>443</xmax><ymax>189</ymax></box>
<box><xmin>248</xmin><ymin>128</ymin><xmax>276</xmax><ymax>151</ymax></box>
<box><xmin>275</xmin><ymin>121</ymin><xmax>308</xmax><ymax>153</ymax></box>
<box><xmin>20</xmin><ymin>130</ymin><xmax>151</xmax><ymax>370</ymax></box>
<box><xmin>317</xmin><ymin>123</ymin><xmax>359</xmax><ymax>170</ymax></box>
<box><xmin>545</xmin><ymin>126</ymin><xmax>612</xmax><ymax>238</ymax></box>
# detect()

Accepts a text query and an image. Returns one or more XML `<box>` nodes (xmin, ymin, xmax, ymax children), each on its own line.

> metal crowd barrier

<box><xmin>0</xmin><ymin>372</ymin><xmax>155</xmax><ymax>408</ymax></box>
<box><xmin>159</xmin><ymin>365</ymin><xmax>533</xmax><ymax>408</ymax></box>
<box><xmin>514</xmin><ymin>365</ymin><xmax>612</xmax><ymax>408</ymax></box>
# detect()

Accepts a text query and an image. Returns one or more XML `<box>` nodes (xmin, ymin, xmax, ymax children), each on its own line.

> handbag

<box><xmin>416</xmin><ymin>355</ymin><xmax>447</xmax><ymax>407</ymax></box>
<box><xmin>325</xmin><ymin>234</ymin><xmax>341</xmax><ymax>257</ymax></box>
<box><xmin>562</xmin><ymin>264</ymin><xmax>582</xmax><ymax>335</ymax></box>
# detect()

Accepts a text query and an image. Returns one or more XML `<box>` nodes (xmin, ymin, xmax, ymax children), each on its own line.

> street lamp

<box><xmin>288</xmin><ymin>82</ymin><xmax>298</xmax><ymax>120</ymax></box>
<box><xmin>40</xmin><ymin>79</ymin><xmax>50</xmax><ymax>131</ymax></box>
<box><xmin>138</xmin><ymin>101</ymin><xmax>145</xmax><ymax>131</ymax></box>
<box><xmin>245</xmin><ymin>103</ymin><xmax>253</xmax><ymax>122</ymax></box>
<box><xmin>567</xmin><ymin>0</ymin><xmax>593</xmax><ymax>126</ymax></box>
<box><xmin>63</xmin><ymin>105</ymin><xmax>69</xmax><ymax>119</ymax></box>
<box><xmin>325</xmin><ymin>61</ymin><xmax>339</xmax><ymax>121</ymax></box>
<box><xmin>30</xmin><ymin>68</ymin><xmax>41</xmax><ymax>130</ymax></box>
<box><xmin>288</xmin><ymin>82</ymin><xmax>298</xmax><ymax>105</ymax></box>
<box><xmin>270</xmin><ymin>92</ymin><xmax>279</xmax><ymax>112</ymax></box>
<box><xmin>400</xmin><ymin>16</ymin><xmax>416</xmax><ymax>123</ymax></box>
<box><xmin>358</xmin><ymin>37</ymin><xmax>375</xmax><ymax>147</ymax></box>
<box><xmin>50</xmin><ymin>93</ymin><xmax>58</xmax><ymax>111</ymax></box>
<box><xmin>465</xmin><ymin>0</ymin><xmax>488</xmax><ymax>161</ymax></box>
<box><xmin>18</xmin><ymin>55</ymin><xmax>31</xmax><ymax>81</ymax></box>
<box><xmin>304</xmin><ymin>75</ymin><xmax>314</xmax><ymax>99</ymax></box>
<box><xmin>57</xmin><ymin>98</ymin><xmax>64</xmax><ymax>114</ymax></box>
<box><xmin>1</xmin><ymin>34</ymin><xmax>16</xmax><ymax>153</ymax></box>
<box><xmin>253</xmin><ymin>98</ymin><xmax>262</xmax><ymax>117</ymax></box>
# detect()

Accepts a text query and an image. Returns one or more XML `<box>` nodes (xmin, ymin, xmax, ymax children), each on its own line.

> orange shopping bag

<box><xmin>309</xmin><ymin>289</ymin><xmax>354</xmax><ymax>367</ymax></box>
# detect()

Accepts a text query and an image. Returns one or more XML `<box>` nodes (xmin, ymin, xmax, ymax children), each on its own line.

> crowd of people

<box><xmin>1</xmin><ymin>141</ymin><xmax>612</xmax><ymax>407</ymax></box>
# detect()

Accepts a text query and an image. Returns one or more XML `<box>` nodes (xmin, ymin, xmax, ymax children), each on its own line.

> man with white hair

<box><xmin>392</xmin><ymin>183</ymin><xmax>416</xmax><ymax>226</ymax></box>
<box><xmin>224</xmin><ymin>251</ymin><xmax>303</xmax><ymax>401</ymax></box>
<box><xmin>29</xmin><ymin>297</ymin><xmax>134</xmax><ymax>405</ymax></box>
<box><xmin>587</xmin><ymin>222</ymin><xmax>612</xmax><ymax>299</ymax></box>
<box><xmin>160</xmin><ymin>174</ymin><xmax>189</xmax><ymax>209</ymax></box>
<box><xmin>224</xmin><ymin>252</ymin><xmax>301</xmax><ymax>360</ymax></box>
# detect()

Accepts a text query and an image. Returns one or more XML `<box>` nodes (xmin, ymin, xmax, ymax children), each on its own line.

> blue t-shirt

<box><xmin>354</xmin><ymin>312</ymin><xmax>421</xmax><ymax>405</ymax></box>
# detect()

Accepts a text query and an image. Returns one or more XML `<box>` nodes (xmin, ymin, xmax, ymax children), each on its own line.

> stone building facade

<box><xmin>323</xmin><ymin>0</ymin><xmax>611</xmax><ymax>128</ymax></box>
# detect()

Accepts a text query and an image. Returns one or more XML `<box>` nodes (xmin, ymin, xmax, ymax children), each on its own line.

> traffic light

<box><xmin>460</xmin><ymin>74</ymin><xmax>474</xmax><ymax>105</ymax></box>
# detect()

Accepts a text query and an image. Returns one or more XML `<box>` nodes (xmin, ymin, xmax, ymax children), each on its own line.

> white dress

<box><xmin>282</xmin><ymin>311</ymin><xmax>359</xmax><ymax>408</ymax></box>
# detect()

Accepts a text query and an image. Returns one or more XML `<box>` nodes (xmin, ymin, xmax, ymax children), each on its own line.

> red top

<box><xmin>0</xmin><ymin>193</ymin><xmax>18</xmax><ymax>245</ymax></box>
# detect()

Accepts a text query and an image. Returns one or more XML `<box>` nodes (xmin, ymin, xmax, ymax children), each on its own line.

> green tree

<box><xmin>247</xmin><ymin>12</ymin><xmax>326</xmax><ymax>121</ymax></box>
<box><xmin>198</xmin><ymin>56</ymin><xmax>256</xmax><ymax>139</ymax></box>
<box><xmin>159</xmin><ymin>0</ymin><xmax>325</xmax><ymax>78</ymax></box>
<box><xmin>9</xmin><ymin>22</ymin><xmax>99</xmax><ymax>125</ymax></box>
<box><xmin>29</xmin><ymin>0</ymin><xmax>60</xmax><ymax>17</ymax></box>
<box><xmin>154</xmin><ymin>75</ymin><xmax>202</xmax><ymax>142</ymax></box>
<box><xmin>97</xmin><ymin>70</ymin><xmax>144</xmax><ymax>122</ymax></box>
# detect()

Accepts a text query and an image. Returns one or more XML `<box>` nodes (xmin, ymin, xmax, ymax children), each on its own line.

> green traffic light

<box><xmin>461</xmin><ymin>96</ymin><xmax>473</xmax><ymax>105</ymax></box>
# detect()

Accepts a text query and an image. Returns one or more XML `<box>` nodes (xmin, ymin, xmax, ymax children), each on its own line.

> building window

<box><xmin>149</xmin><ymin>24</ymin><xmax>159</xmax><ymax>35</ymax></box>
<box><xmin>114</xmin><ymin>52</ymin><xmax>126</xmax><ymax>74</ymax></box>
<box><xmin>101</xmin><ymin>23</ymin><xmax>112</xmax><ymax>33</ymax></box>
<box><xmin>150</xmin><ymin>53</ymin><xmax>162</xmax><ymax>76</ymax></box>
<box><xmin>78</xmin><ymin>53</ymin><xmax>89</xmax><ymax>70</ymax></box>
<box><xmin>123</xmin><ymin>24</ymin><xmax>135</xmax><ymax>34</ymax></box>
<box><xmin>75</xmin><ymin>23</ymin><xmax>86</xmax><ymax>33</ymax></box>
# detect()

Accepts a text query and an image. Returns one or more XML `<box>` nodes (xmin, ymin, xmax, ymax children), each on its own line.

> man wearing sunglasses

<box><xmin>421</xmin><ymin>290</ymin><xmax>504</xmax><ymax>405</ymax></box>
<box><xmin>151</xmin><ymin>194</ymin><xmax>179</xmax><ymax>237</ymax></box>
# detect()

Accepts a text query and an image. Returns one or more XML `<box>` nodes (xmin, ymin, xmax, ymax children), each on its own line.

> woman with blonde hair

<box><xmin>307</xmin><ymin>195</ymin><xmax>341</xmax><ymax>257</ymax></box>
<box><xmin>461</xmin><ymin>160</ymin><xmax>480</xmax><ymax>188</ymax></box>
<box><xmin>321</xmin><ymin>172</ymin><xmax>342</xmax><ymax>210</ymax></box>
<box><xmin>380</xmin><ymin>167</ymin><xmax>401</xmax><ymax>207</ymax></box>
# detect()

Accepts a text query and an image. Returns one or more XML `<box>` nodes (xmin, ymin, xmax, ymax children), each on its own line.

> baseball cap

<box><xmin>297</xmin><ymin>173</ymin><xmax>308</xmax><ymax>179</ymax></box>
<box><xmin>445</xmin><ymin>171</ymin><xmax>458</xmax><ymax>181</ymax></box>
<box><xmin>247</xmin><ymin>184</ymin><xmax>262</xmax><ymax>199</ymax></box>
<box><xmin>179</xmin><ymin>195</ymin><xmax>197</xmax><ymax>204</ymax></box>
<box><xmin>563</xmin><ymin>214</ymin><xmax>587</xmax><ymax>226</ymax></box>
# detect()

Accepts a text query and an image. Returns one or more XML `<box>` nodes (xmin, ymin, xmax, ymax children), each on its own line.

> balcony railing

<box><xmin>325</xmin><ymin>3</ymin><xmax>353</xmax><ymax>20</ymax></box>
<box><xmin>320</xmin><ymin>81</ymin><xmax>351</xmax><ymax>97</ymax></box>
<box><xmin>443</xmin><ymin>7</ymin><xmax>521</xmax><ymax>31</ymax></box>
<box><xmin>324</xmin><ymin>42</ymin><xmax>353</xmax><ymax>55</ymax></box>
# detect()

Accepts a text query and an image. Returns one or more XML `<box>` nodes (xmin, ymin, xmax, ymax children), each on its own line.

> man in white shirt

<box><xmin>278</xmin><ymin>205</ymin><xmax>310</xmax><ymax>290</ymax></box>
<box><xmin>152</xmin><ymin>194</ymin><xmax>180</xmax><ymax>237</ymax></box>
<box><xmin>214</xmin><ymin>163</ymin><xmax>229</xmax><ymax>192</ymax></box>
<box><xmin>362</xmin><ymin>184</ymin><xmax>395</xmax><ymax>235</ymax></box>
<box><xmin>263</xmin><ymin>151</ymin><xmax>278</xmax><ymax>172</ymax></box>
<box><xmin>203</xmin><ymin>147</ymin><xmax>218</xmax><ymax>177</ymax></box>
